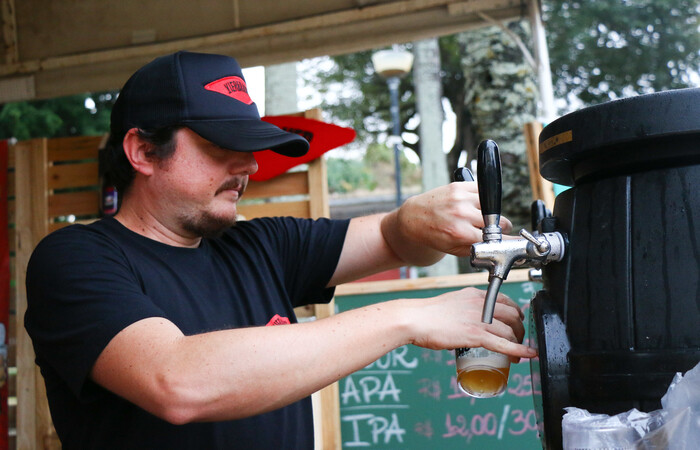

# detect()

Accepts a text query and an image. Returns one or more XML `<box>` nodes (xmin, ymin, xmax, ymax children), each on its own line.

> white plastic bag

<box><xmin>562</xmin><ymin>360</ymin><xmax>700</xmax><ymax>450</ymax></box>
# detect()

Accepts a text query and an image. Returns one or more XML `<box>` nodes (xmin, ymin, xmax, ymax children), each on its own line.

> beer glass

<box><xmin>455</xmin><ymin>347</ymin><xmax>511</xmax><ymax>398</ymax></box>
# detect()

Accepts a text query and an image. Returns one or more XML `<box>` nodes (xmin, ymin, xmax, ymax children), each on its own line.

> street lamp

<box><xmin>372</xmin><ymin>48</ymin><xmax>413</xmax><ymax>279</ymax></box>
<box><xmin>371</xmin><ymin>48</ymin><xmax>414</xmax><ymax>208</ymax></box>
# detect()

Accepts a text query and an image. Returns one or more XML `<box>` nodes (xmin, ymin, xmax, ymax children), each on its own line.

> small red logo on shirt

<box><xmin>266</xmin><ymin>314</ymin><xmax>291</xmax><ymax>326</ymax></box>
<box><xmin>204</xmin><ymin>76</ymin><xmax>254</xmax><ymax>105</ymax></box>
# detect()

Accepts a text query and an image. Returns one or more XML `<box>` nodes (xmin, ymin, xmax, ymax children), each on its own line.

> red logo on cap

<box><xmin>204</xmin><ymin>76</ymin><xmax>253</xmax><ymax>105</ymax></box>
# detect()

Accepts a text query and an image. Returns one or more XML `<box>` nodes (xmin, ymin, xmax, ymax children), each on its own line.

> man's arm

<box><xmin>328</xmin><ymin>181</ymin><xmax>512</xmax><ymax>286</ymax></box>
<box><xmin>91</xmin><ymin>287</ymin><xmax>534</xmax><ymax>425</ymax></box>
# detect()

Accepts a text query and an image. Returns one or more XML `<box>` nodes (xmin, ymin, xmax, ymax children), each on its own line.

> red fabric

<box><xmin>250</xmin><ymin>116</ymin><xmax>356</xmax><ymax>181</ymax></box>
<box><xmin>0</xmin><ymin>140</ymin><xmax>8</xmax><ymax>449</ymax></box>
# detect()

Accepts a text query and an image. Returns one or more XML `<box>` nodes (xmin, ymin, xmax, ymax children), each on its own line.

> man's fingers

<box><xmin>482</xmin><ymin>334</ymin><xmax>537</xmax><ymax>359</ymax></box>
<box><xmin>495</xmin><ymin>292</ymin><xmax>524</xmax><ymax>320</ymax></box>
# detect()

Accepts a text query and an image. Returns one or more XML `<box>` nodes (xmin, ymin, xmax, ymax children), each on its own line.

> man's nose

<box><xmin>233</xmin><ymin>152</ymin><xmax>258</xmax><ymax>176</ymax></box>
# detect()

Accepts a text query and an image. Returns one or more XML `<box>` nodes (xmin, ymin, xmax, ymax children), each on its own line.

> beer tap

<box><xmin>469</xmin><ymin>140</ymin><xmax>567</xmax><ymax>324</ymax></box>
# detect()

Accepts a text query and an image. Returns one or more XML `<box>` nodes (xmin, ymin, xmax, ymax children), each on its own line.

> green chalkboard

<box><xmin>335</xmin><ymin>278</ymin><xmax>543</xmax><ymax>449</ymax></box>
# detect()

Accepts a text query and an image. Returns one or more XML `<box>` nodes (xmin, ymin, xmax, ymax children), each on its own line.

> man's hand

<box><xmin>330</xmin><ymin>181</ymin><xmax>514</xmax><ymax>286</ymax></box>
<box><xmin>397</xmin><ymin>287</ymin><xmax>534</xmax><ymax>361</ymax></box>
<box><xmin>382</xmin><ymin>181</ymin><xmax>513</xmax><ymax>260</ymax></box>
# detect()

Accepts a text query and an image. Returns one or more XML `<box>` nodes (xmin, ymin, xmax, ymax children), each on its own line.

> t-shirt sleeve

<box><xmin>251</xmin><ymin>217</ymin><xmax>349</xmax><ymax>307</ymax></box>
<box><xmin>24</xmin><ymin>226</ymin><xmax>167</xmax><ymax>401</ymax></box>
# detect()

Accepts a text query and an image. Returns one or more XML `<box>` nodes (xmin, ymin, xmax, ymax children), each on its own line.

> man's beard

<box><xmin>179</xmin><ymin>177</ymin><xmax>247</xmax><ymax>239</ymax></box>
<box><xmin>180</xmin><ymin>210</ymin><xmax>238</xmax><ymax>239</ymax></box>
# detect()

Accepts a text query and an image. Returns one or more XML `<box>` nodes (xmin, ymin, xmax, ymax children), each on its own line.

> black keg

<box><xmin>529</xmin><ymin>88</ymin><xmax>700</xmax><ymax>449</ymax></box>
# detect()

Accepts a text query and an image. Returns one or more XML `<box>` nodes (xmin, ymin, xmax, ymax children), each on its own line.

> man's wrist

<box><xmin>380</xmin><ymin>206</ymin><xmax>445</xmax><ymax>267</ymax></box>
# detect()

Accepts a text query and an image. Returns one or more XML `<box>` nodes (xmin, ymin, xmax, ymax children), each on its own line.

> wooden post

<box><xmin>528</xmin><ymin>0</ymin><xmax>557</xmax><ymax>123</ymax></box>
<box><xmin>523</xmin><ymin>121</ymin><xmax>555</xmax><ymax>211</ymax></box>
<box><xmin>302</xmin><ymin>109</ymin><xmax>341</xmax><ymax>450</ymax></box>
<box><xmin>14</xmin><ymin>139</ymin><xmax>60</xmax><ymax>449</ymax></box>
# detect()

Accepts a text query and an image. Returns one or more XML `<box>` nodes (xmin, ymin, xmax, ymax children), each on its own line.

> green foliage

<box><xmin>306</xmin><ymin>2</ymin><xmax>700</xmax><ymax>231</ymax></box>
<box><xmin>326</xmin><ymin>157</ymin><xmax>376</xmax><ymax>193</ymax></box>
<box><xmin>326</xmin><ymin>143</ymin><xmax>422</xmax><ymax>194</ymax></box>
<box><xmin>544</xmin><ymin>0</ymin><xmax>700</xmax><ymax>109</ymax></box>
<box><xmin>302</xmin><ymin>51</ymin><xmax>417</xmax><ymax>152</ymax></box>
<box><xmin>0</xmin><ymin>91</ymin><xmax>117</xmax><ymax>140</ymax></box>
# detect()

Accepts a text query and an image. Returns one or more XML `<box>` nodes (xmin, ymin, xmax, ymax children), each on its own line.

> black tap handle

<box><xmin>531</xmin><ymin>199</ymin><xmax>547</xmax><ymax>231</ymax></box>
<box><xmin>476</xmin><ymin>140</ymin><xmax>502</xmax><ymax>218</ymax></box>
<box><xmin>453</xmin><ymin>167</ymin><xmax>474</xmax><ymax>182</ymax></box>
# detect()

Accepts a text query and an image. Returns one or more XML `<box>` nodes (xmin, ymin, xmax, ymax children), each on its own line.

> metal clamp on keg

<box><xmin>459</xmin><ymin>139</ymin><xmax>567</xmax><ymax>324</ymax></box>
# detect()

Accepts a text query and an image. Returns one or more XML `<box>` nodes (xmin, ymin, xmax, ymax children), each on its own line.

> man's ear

<box><xmin>122</xmin><ymin>128</ymin><xmax>155</xmax><ymax>176</ymax></box>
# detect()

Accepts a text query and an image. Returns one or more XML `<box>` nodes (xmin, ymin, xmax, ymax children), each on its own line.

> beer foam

<box><xmin>456</xmin><ymin>353</ymin><xmax>510</xmax><ymax>371</ymax></box>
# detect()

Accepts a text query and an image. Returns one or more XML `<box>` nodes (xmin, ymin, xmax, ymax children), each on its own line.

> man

<box><xmin>25</xmin><ymin>51</ymin><xmax>535</xmax><ymax>449</ymax></box>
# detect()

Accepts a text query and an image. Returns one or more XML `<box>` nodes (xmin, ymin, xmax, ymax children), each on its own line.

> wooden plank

<box><xmin>237</xmin><ymin>200</ymin><xmax>310</xmax><ymax>220</ymax></box>
<box><xmin>302</xmin><ymin>108</ymin><xmax>322</xmax><ymax>120</ymax></box>
<box><xmin>524</xmin><ymin>122</ymin><xmax>541</xmax><ymax>200</ymax></box>
<box><xmin>301</xmin><ymin>107</ymin><xmax>340</xmax><ymax>450</ymax></box>
<box><xmin>245</xmin><ymin>171</ymin><xmax>309</xmax><ymax>199</ymax></box>
<box><xmin>447</xmin><ymin>0</ymin><xmax>519</xmax><ymax>16</ymax></box>
<box><xmin>314</xmin><ymin>299</ymin><xmax>341</xmax><ymax>450</ymax></box>
<box><xmin>13</xmin><ymin>138</ymin><xmax>53</xmax><ymax>449</ymax></box>
<box><xmin>48</xmin><ymin>190</ymin><xmax>100</xmax><ymax>218</ymax></box>
<box><xmin>523</xmin><ymin>121</ymin><xmax>555</xmax><ymax>210</ymax></box>
<box><xmin>1</xmin><ymin>0</ymin><xmax>18</xmax><ymax>66</ymax></box>
<box><xmin>48</xmin><ymin>217</ymin><xmax>97</xmax><ymax>234</ymax></box>
<box><xmin>335</xmin><ymin>269</ymin><xmax>531</xmax><ymax>296</ymax></box>
<box><xmin>303</xmin><ymin>110</ymin><xmax>330</xmax><ymax>221</ymax></box>
<box><xmin>48</xmin><ymin>221</ymin><xmax>72</xmax><ymax>234</ymax></box>
<box><xmin>307</xmin><ymin>159</ymin><xmax>329</xmax><ymax>220</ymax></box>
<box><xmin>7</xmin><ymin>170</ymin><xmax>13</xmax><ymax>197</ymax></box>
<box><xmin>47</xmin><ymin>161</ymin><xmax>99</xmax><ymax>190</ymax></box>
<box><xmin>47</xmin><ymin>135</ymin><xmax>103</xmax><ymax>162</ymax></box>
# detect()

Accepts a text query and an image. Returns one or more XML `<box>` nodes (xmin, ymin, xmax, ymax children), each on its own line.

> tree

<box><xmin>303</xmin><ymin>22</ymin><xmax>538</xmax><ymax>230</ymax></box>
<box><xmin>0</xmin><ymin>91</ymin><xmax>117</xmax><ymax>141</ymax></box>
<box><xmin>303</xmin><ymin>1</ymin><xmax>700</xmax><ymax>228</ymax></box>
<box><xmin>459</xmin><ymin>22</ymin><xmax>538</xmax><ymax>230</ymax></box>
<box><xmin>544</xmin><ymin>0</ymin><xmax>700</xmax><ymax>110</ymax></box>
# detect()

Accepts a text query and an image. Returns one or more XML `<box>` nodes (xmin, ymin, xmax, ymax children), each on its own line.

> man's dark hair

<box><xmin>101</xmin><ymin>126</ymin><xmax>182</xmax><ymax>195</ymax></box>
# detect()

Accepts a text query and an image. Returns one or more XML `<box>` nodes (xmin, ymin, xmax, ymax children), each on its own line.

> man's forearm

<box><xmin>92</xmin><ymin>300</ymin><xmax>414</xmax><ymax>424</ymax></box>
<box><xmin>380</xmin><ymin>206</ymin><xmax>445</xmax><ymax>267</ymax></box>
<box><xmin>92</xmin><ymin>287</ymin><xmax>533</xmax><ymax>424</ymax></box>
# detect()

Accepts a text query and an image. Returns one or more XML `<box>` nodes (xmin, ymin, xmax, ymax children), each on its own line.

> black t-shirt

<box><xmin>25</xmin><ymin>216</ymin><xmax>349</xmax><ymax>449</ymax></box>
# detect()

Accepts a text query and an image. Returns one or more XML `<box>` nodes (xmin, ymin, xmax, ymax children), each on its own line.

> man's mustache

<box><xmin>215</xmin><ymin>177</ymin><xmax>248</xmax><ymax>197</ymax></box>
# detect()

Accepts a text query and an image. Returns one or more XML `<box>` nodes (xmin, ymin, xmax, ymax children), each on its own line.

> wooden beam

<box><xmin>14</xmin><ymin>138</ymin><xmax>59</xmax><ymax>449</ymax></box>
<box><xmin>0</xmin><ymin>0</ymin><xmax>17</xmax><ymax>65</ymax></box>
<box><xmin>0</xmin><ymin>9</ymin><xmax>521</xmax><ymax>103</ymax></box>
<box><xmin>0</xmin><ymin>0</ymin><xmax>519</xmax><ymax>76</ymax></box>
<box><xmin>301</xmin><ymin>112</ymin><xmax>341</xmax><ymax>450</ymax></box>
<box><xmin>245</xmin><ymin>172</ymin><xmax>309</xmax><ymax>199</ymax></box>
<box><xmin>527</xmin><ymin>0</ymin><xmax>556</xmax><ymax>122</ymax></box>
<box><xmin>0</xmin><ymin>0</ymin><xmax>490</xmax><ymax>78</ymax></box>
<box><xmin>523</xmin><ymin>121</ymin><xmax>555</xmax><ymax>210</ymax></box>
<box><xmin>447</xmin><ymin>0</ymin><xmax>522</xmax><ymax>16</ymax></box>
<box><xmin>336</xmin><ymin>269</ymin><xmax>531</xmax><ymax>296</ymax></box>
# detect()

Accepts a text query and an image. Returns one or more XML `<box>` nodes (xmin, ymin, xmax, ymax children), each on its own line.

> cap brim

<box><xmin>185</xmin><ymin>119</ymin><xmax>310</xmax><ymax>157</ymax></box>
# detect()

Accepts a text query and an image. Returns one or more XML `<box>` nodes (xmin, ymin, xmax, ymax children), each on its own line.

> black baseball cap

<box><xmin>111</xmin><ymin>51</ymin><xmax>309</xmax><ymax>157</ymax></box>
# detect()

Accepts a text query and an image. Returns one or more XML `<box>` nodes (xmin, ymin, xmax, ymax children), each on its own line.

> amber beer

<box><xmin>455</xmin><ymin>347</ymin><xmax>511</xmax><ymax>398</ymax></box>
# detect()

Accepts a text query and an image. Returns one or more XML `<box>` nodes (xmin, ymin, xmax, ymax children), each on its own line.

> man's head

<box><xmin>104</xmin><ymin>51</ymin><xmax>309</xmax><ymax>194</ymax></box>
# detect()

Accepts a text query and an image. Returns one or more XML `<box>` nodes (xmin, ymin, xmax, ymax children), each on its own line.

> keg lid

<box><xmin>539</xmin><ymin>88</ymin><xmax>700</xmax><ymax>186</ymax></box>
